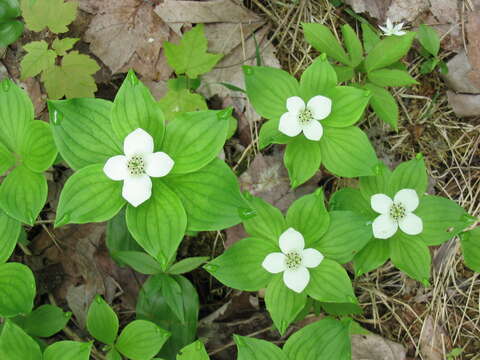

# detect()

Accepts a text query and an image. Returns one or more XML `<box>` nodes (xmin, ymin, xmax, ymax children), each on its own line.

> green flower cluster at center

<box><xmin>285</xmin><ymin>250</ymin><xmax>303</xmax><ymax>270</ymax></box>
<box><xmin>127</xmin><ymin>155</ymin><xmax>146</xmax><ymax>176</ymax></box>
<box><xmin>297</xmin><ymin>108</ymin><xmax>313</xmax><ymax>125</ymax></box>
<box><xmin>389</xmin><ymin>203</ymin><xmax>406</xmax><ymax>221</ymax></box>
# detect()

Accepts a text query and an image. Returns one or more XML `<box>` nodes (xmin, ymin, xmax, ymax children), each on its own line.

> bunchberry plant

<box><xmin>303</xmin><ymin>22</ymin><xmax>417</xmax><ymax>129</ymax></box>
<box><xmin>244</xmin><ymin>55</ymin><xmax>378</xmax><ymax>186</ymax></box>
<box><xmin>0</xmin><ymin>0</ymin><xmax>23</xmax><ymax>47</ymax></box>
<box><xmin>330</xmin><ymin>156</ymin><xmax>475</xmax><ymax>283</ymax></box>
<box><xmin>417</xmin><ymin>24</ymin><xmax>448</xmax><ymax>75</ymax></box>
<box><xmin>205</xmin><ymin>190</ymin><xmax>372</xmax><ymax>334</ymax></box>
<box><xmin>50</xmin><ymin>70</ymin><xmax>250</xmax><ymax>270</ymax></box>
<box><xmin>19</xmin><ymin>0</ymin><xmax>99</xmax><ymax>99</ymax></box>
<box><xmin>87</xmin><ymin>295</ymin><xmax>170</xmax><ymax>360</ymax></box>
<box><xmin>0</xmin><ymin>79</ymin><xmax>57</xmax><ymax>262</ymax></box>
<box><xmin>460</xmin><ymin>227</ymin><xmax>480</xmax><ymax>273</ymax></box>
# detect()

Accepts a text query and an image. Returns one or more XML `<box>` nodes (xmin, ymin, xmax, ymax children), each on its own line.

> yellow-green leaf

<box><xmin>164</xmin><ymin>24</ymin><xmax>223</xmax><ymax>79</ymax></box>
<box><xmin>21</xmin><ymin>0</ymin><xmax>77</xmax><ymax>34</ymax></box>
<box><xmin>52</xmin><ymin>37</ymin><xmax>79</xmax><ymax>56</ymax></box>
<box><xmin>159</xmin><ymin>88</ymin><xmax>207</xmax><ymax>120</ymax></box>
<box><xmin>20</xmin><ymin>40</ymin><xmax>57</xmax><ymax>79</ymax></box>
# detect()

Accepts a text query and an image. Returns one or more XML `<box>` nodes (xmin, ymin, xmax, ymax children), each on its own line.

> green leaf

<box><xmin>329</xmin><ymin>188</ymin><xmax>376</xmax><ymax>220</ymax></box>
<box><xmin>306</xmin><ymin>259</ymin><xmax>355</xmax><ymax>303</ymax></box>
<box><xmin>235</xmin><ymin>335</ymin><xmax>288</xmax><ymax>360</ymax></box>
<box><xmin>0</xmin><ymin>165</ymin><xmax>47</xmax><ymax>225</ymax></box>
<box><xmin>23</xmin><ymin>305</ymin><xmax>71</xmax><ymax>337</ymax></box>
<box><xmin>0</xmin><ymin>78</ymin><xmax>33</xmax><ymax>153</ymax></box>
<box><xmin>20</xmin><ymin>120</ymin><xmax>57</xmax><ymax>172</ymax></box>
<box><xmin>388</xmin><ymin>156</ymin><xmax>427</xmax><ymax>197</ymax></box>
<box><xmin>359</xmin><ymin>162</ymin><xmax>392</xmax><ymax>201</ymax></box>
<box><xmin>0</xmin><ymin>210</ymin><xmax>21</xmax><ymax>263</ymax></box>
<box><xmin>164</xmin><ymin>24</ymin><xmax>222</xmax><ymax>79</ymax></box>
<box><xmin>168</xmin><ymin>257</ymin><xmax>209</xmax><ymax>275</ymax></box>
<box><xmin>283</xmin><ymin>317</ymin><xmax>351</xmax><ymax>360</ymax></box>
<box><xmin>315</xmin><ymin>211</ymin><xmax>372</xmax><ymax>264</ymax></box>
<box><xmin>0</xmin><ymin>0</ymin><xmax>21</xmax><ymax>21</ymax></box>
<box><xmin>258</xmin><ymin>118</ymin><xmax>292</xmax><ymax>149</ymax></box>
<box><xmin>0</xmin><ymin>20</ymin><xmax>24</xmax><ymax>48</ymax></box>
<box><xmin>167</xmin><ymin>76</ymin><xmax>201</xmax><ymax>91</ymax></box>
<box><xmin>158</xmin><ymin>89</ymin><xmax>207</xmax><ymax>120</ymax></box>
<box><xmin>367</xmin><ymin>69</ymin><xmax>418</xmax><ymax>87</ymax></box>
<box><xmin>115</xmin><ymin>320</ymin><xmax>170</xmax><ymax>360</ymax></box>
<box><xmin>242</xmin><ymin>195</ymin><xmax>286</xmax><ymax>245</ymax></box>
<box><xmin>163</xmin><ymin>158</ymin><xmax>249</xmax><ymax>231</ymax></box>
<box><xmin>415</xmin><ymin>195</ymin><xmax>469</xmax><ymax>246</ymax></box>
<box><xmin>113</xmin><ymin>251</ymin><xmax>162</xmax><ymax>275</ymax></box>
<box><xmin>111</xmin><ymin>71</ymin><xmax>165</xmax><ymax>145</ymax></box>
<box><xmin>48</xmin><ymin>98</ymin><xmax>122</xmax><ymax>170</ymax></box>
<box><xmin>0</xmin><ymin>142</ymin><xmax>15</xmax><ymax>175</ymax></box>
<box><xmin>243</xmin><ymin>65</ymin><xmax>299</xmax><ymax>120</ymax></box>
<box><xmin>361</xmin><ymin>22</ymin><xmax>380</xmax><ymax>53</ymax></box>
<box><xmin>341</xmin><ymin>24</ymin><xmax>363</xmax><ymax>67</ymax></box>
<box><xmin>390</xmin><ymin>232</ymin><xmax>431</xmax><ymax>283</ymax></box>
<box><xmin>106</xmin><ymin>349</ymin><xmax>122</xmax><ymax>360</ymax></box>
<box><xmin>322</xmin><ymin>86</ymin><xmax>370</xmax><ymax>127</ymax></box>
<box><xmin>460</xmin><ymin>228</ymin><xmax>480</xmax><ymax>273</ymax></box>
<box><xmin>420</xmin><ymin>58</ymin><xmax>439</xmax><ymax>74</ymax></box>
<box><xmin>299</xmin><ymin>57</ymin><xmax>337</xmax><ymax>100</ymax></box>
<box><xmin>0</xmin><ymin>320</ymin><xmax>42</xmax><ymax>360</ymax></box>
<box><xmin>303</xmin><ymin>23</ymin><xmax>350</xmax><ymax>65</ymax></box>
<box><xmin>365</xmin><ymin>32</ymin><xmax>416</xmax><ymax>72</ymax></box>
<box><xmin>333</xmin><ymin>65</ymin><xmax>355</xmax><ymax>82</ymax></box>
<box><xmin>136</xmin><ymin>275</ymin><xmax>198</xmax><ymax>359</ymax></box>
<box><xmin>417</xmin><ymin>24</ymin><xmax>440</xmax><ymax>57</ymax></box>
<box><xmin>21</xmin><ymin>0</ymin><xmax>77</xmax><ymax>33</ymax></box>
<box><xmin>0</xmin><ymin>262</ymin><xmax>35</xmax><ymax>317</ymax></box>
<box><xmin>20</xmin><ymin>40</ymin><xmax>57</xmax><ymax>79</ymax></box>
<box><xmin>43</xmin><ymin>341</ymin><xmax>92</xmax><ymax>360</ymax></box>
<box><xmin>363</xmin><ymin>83</ymin><xmax>399</xmax><ymax>129</ymax></box>
<box><xmin>126</xmin><ymin>180</ymin><xmax>187</xmax><ymax>268</ymax></box>
<box><xmin>177</xmin><ymin>340</ymin><xmax>209</xmax><ymax>360</ymax></box>
<box><xmin>205</xmin><ymin>238</ymin><xmax>275</xmax><ymax>291</ymax></box>
<box><xmin>286</xmin><ymin>190</ymin><xmax>329</xmax><ymax>244</ymax></box>
<box><xmin>55</xmin><ymin>164</ymin><xmax>125</xmax><ymax>227</ymax></box>
<box><xmin>41</xmin><ymin>51</ymin><xmax>99</xmax><ymax>99</ymax></box>
<box><xmin>353</xmin><ymin>239</ymin><xmax>390</xmax><ymax>276</ymax></box>
<box><xmin>162</xmin><ymin>110</ymin><xmax>228</xmax><ymax>175</ymax></box>
<box><xmin>52</xmin><ymin>37</ymin><xmax>79</xmax><ymax>56</ymax></box>
<box><xmin>265</xmin><ymin>275</ymin><xmax>307</xmax><ymax>335</ymax></box>
<box><xmin>284</xmin><ymin>136</ymin><xmax>321</xmax><ymax>188</ymax></box>
<box><xmin>106</xmin><ymin>209</ymin><xmax>143</xmax><ymax>265</ymax></box>
<box><xmin>87</xmin><ymin>295</ymin><xmax>119</xmax><ymax>345</ymax></box>
<box><xmin>156</xmin><ymin>274</ymin><xmax>187</xmax><ymax>323</ymax></box>
<box><xmin>319</xmin><ymin>126</ymin><xmax>377</xmax><ymax>177</ymax></box>
<box><xmin>319</xmin><ymin>301</ymin><xmax>363</xmax><ymax>316</ymax></box>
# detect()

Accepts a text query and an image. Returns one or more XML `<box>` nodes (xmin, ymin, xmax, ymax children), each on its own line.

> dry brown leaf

<box><xmin>154</xmin><ymin>0</ymin><xmax>261</xmax><ymax>24</ymax></box>
<box><xmin>351</xmin><ymin>334</ymin><xmax>407</xmax><ymax>360</ymax></box>
<box><xmin>466</xmin><ymin>11</ymin><xmax>480</xmax><ymax>89</ymax></box>
<box><xmin>344</xmin><ymin>0</ymin><xmax>393</xmax><ymax>21</ymax></box>
<box><xmin>83</xmin><ymin>0</ymin><xmax>172</xmax><ymax>80</ymax></box>
<box><xmin>447</xmin><ymin>91</ymin><xmax>480</xmax><ymax>117</ymax></box>
<box><xmin>419</xmin><ymin>316</ymin><xmax>452</xmax><ymax>360</ymax></box>
<box><xmin>345</xmin><ymin>0</ymin><xmax>428</xmax><ymax>22</ymax></box>
<box><xmin>430</xmin><ymin>0</ymin><xmax>459</xmax><ymax>24</ymax></box>
<box><xmin>442</xmin><ymin>51</ymin><xmax>480</xmax><ymax>94</ymax></box>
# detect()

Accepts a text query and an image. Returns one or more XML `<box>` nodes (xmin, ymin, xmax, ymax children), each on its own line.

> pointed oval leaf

<box><xmin>0</xmin><ymin>263</ymin><xmax>36</xmax><ymax>317</ymax></box>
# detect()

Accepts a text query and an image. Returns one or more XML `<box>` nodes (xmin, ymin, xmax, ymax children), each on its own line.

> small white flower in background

<box><xmin>371</xmin><ymin>189</ymin><xmax>423</xmax><ymax>239</ymax></box>
<box><xmin>103</xmin><ymin>128</ymin><xmax>174</xmax><ymax>207</ymax></box>
<box><xmin>379</xmin><ymin>18</ymin><xmax>406</xmax><ymax>36</ymax></box>
<box><xmin>262</xmin><ymin>227</ymin><xmax>324</xmax><ymax>293</ymax></box>
<box><xmin>279</xmin><ymin>95</ymin><xmax>332</xmax><ymax>141</ymax></box>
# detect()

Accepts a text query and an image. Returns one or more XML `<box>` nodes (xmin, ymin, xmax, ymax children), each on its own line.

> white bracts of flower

<box><xmin>262</xmin><ymin>228</ymin><xmax>324</xmax><ymax>293</ymax></box>
<box><xmin>371</xmin><ymin>189</ymin><xmax>423</xmax><ymax>239</ymax></box>
<box><xmin>379</xmin><ymin>18</ymin><xmax>406</xmax><ymax>36</ymax></box>
<box><xmin>279</xmin><ymin>96</ymin><xmax>332</xmax><ymax>141</ymax></box>
<box><xmin>103</xmin><ymin>128</ymin><xmax>174</xmax><ymax>207</ymax></box>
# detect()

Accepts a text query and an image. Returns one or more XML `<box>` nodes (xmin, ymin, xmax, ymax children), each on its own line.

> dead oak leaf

<box><xmin>83</xmin><ymin>0</ymin><xmax>171</xmax><ymax>80</ymax></box>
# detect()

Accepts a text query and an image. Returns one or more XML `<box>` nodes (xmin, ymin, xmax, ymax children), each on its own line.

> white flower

<box><xmin>371</xmin><ymin>189</ymin><xmax>423</xmax><ymax>239</ymax></box>
<box><xmin>379</xmin><ymin>18</ymin><xmax>406</xmax><ymax>36</ymax></box>
<box><xmin>103</xmin><ymin>128</ymin><xmax>174</xmax><ymax>207</ymax></box>
<box><xmin>262</xmin><ymin>228</ymin><xmax>324</xmax><ymax>293</ymax></box>
<box><xmin>279</xmin><ymin>95</ymin><xmax>332</xmax><ymax>141</ymax></box>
